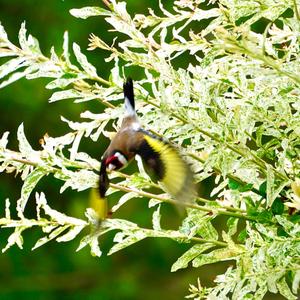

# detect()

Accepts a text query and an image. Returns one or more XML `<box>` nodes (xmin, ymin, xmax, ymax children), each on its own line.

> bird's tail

<box><xmin>123</xmin><ymin>78</ymin><xmax>135</xmax><ymax>116</ymax></box>
<box><xmin>89</xmin><ymin>188</ymin><xmax>108</xmax><ymax>221</ymax></box>
<box><xmin>89</xmin><ymin>160</ymin><xmax>109</xmax><ymax>221</ymax></box>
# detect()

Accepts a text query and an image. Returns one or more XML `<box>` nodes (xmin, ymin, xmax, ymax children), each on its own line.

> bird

<box><xmin>93</xmin><ymin>78</ymin><xmax>196</xmax><ymax>220</ymax></box>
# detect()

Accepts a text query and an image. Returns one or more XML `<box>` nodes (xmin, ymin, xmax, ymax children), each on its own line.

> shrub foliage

<box><xmin>0</xmin><ymin>0</ymin><xmax>300</xmax><ymax>298</ymax></box>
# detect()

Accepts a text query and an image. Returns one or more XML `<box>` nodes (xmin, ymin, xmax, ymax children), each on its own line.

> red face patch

<box><xmin>105</xmin><ymin>155</ymin><xmax>124</xmax><ymax>170</ymax></box>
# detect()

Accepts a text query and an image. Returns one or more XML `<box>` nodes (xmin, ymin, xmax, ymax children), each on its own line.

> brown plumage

<box><xmin>97</xmin><ymin>78</ymin><xmax>196</xmax><ymax>219</ymax></box>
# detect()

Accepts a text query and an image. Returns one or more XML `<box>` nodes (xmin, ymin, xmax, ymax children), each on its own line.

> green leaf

<box><xmin>228</xmin><ymin>178</ymin><xmax>240</xmax><ymax>190</ymax></box>
<box><xmin>227</xmin><ymin>217</ymin><xmax>239</xmax><ymax>236</ymax></box>
<box><xmin>228</xmin><ymin>178</ymin><xmax>253</xmax><ymax>192</ymax></box>
<box><xmin>259</xmin><ymin>181</ymin><xmax>267</xmax><ymax>197</ymax></box>
<box><xmin>256</xmin><ymin>211</ymin><xmax>273</xmax><ymax>223</ymax></box>
<box><xmin>271</xmin><ymin>198</ymin><xmax>284</xmax><ymax>215</ymax></box>
<box><xmin>292</xmin><ymin>270</ymin><xmax>300</xmax><ymax>294</ymax></box>
<box><xmin>254</xmin><ymin>284</ymin><xmax>268</xmax><ymax>300</ymax></box>
<box><xmin>238</xmin><ymin>228</ymin><xmax>247</xmax><ymax>243</ymax></box>
<box><xmin>266</xmin><ymin>166</ymin><xmax>288</xmax><ymax>207</ymax></box>
<box><xmin>192</xmin><ymin>248</ymin><xmax>237</xmax><ymax>268</ymax></box>
<box><xmin>197</xmin><ymin>220</ymin><xmax>219</xmax><ymax>240</ymax></box>
<box><xmin>277</xmin><ymin>277</ymin><xmax>297</xmax><ymax>300</ymax></box>
<box><xmin>171</xmin><ymin>243</ymin><xmax>214</xmax><ymax>272</ymax></box>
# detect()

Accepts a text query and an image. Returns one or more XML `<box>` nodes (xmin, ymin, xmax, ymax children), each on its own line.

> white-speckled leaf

<box><xmin>171</xmin><ymin>243</ymin><xmax>215</xmax><ymax>272</ymax></box>
<box><xmin>70</xmin><ymin>6</ymin><xmax>111</xmax><ymax>19</ymax></box>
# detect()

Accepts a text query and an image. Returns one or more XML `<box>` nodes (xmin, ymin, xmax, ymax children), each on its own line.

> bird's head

<box><xmin>105</xmin><ymin>151</ymin><xmax>128</xmax><ymax>171</ymax></box>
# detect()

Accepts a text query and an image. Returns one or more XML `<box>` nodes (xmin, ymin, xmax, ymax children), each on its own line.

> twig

<box><xmin>109</xmin><ymin>183</ymin><xmax>258</xmax><ymax>222</ymax></box>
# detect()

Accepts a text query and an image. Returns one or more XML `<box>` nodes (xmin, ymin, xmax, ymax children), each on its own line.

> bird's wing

<box><xmin>135</xmin><ymin>132</ymin><xmax>196</xmax><ymax>203</ymax></box>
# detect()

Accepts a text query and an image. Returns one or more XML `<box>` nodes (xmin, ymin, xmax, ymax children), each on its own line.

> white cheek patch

<box><xmin>115</xmin><ymin>152</ymin><xmax>128</xmax><ymax>166</ymax></box>
<box><xmin>108</xmin><ymin>164</ymin><xmax>116</xmax><ymax>171</ymax></box>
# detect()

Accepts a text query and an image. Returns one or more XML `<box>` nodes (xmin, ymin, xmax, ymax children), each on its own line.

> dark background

<box><xmin>0</xmin><ymin>1</ymin><xmax>286</xmax><ymax>299</ymax></box>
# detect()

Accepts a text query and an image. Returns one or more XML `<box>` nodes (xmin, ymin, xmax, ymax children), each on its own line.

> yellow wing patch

<box><xmin>143</xmin><ymin>135</ymin><xmax>195</xmax><ymax>203</ymax></box>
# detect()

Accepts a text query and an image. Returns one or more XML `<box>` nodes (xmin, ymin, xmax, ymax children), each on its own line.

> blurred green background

<box><xmin>0</xmin><ymin>1</ymin><xmax>286</xmax><ymax>299</ymax></box>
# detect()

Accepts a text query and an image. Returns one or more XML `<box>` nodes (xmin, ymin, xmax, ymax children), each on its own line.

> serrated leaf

<box><xmin>36</xmin><ymin>192</ymin><xmax>87</xmax><ymax>226</ymax></box>
<box><xmin>59</xmin><ymin>169</ymin><xmax>97</xmax><ymax>193</ymax></box>
<box><xmin>18</xmin><ymin>22</ymin><xmax>28</xmax><ymax>51</ymax></box>
<box><xmin>0</xmin><ymin>52</ymin><xmax>17</xmax><ymax>58</ymax></box>
<box><xmin>292</xmin><ymin>270</ymin><xmax>300</xmax><ymax>294</ymax></box>
<box><xmin>197</xmin><ymin>219</ymin><xmax>219</xmax><ymax>240</ymax></box>
<box><xmin>152</xmin><ymin>204</ymin><xmax>161</xmax><ymax>231</ymax></box>
<box><xmin>227</xmin><ymin>217</ymin><xmax>239</xmax><ymax>236</ymax></box>
<box><xmin>27</xmin><ymin>34</ymin><xmax>41</xmax><ymax>53</ymax></box>
<box><xmin>148</xmin><ymin>198</ymin><xmax>161</xmax><ymax>208</ymax></box>
<box><xmin>0</xmin><ymin>22</ymin><xmax>8</xmax><ymax>41</ymax></box>
<box><xmin>171</xmin><ymin>243</ymin><xmax>214</xmax><ymax>272</ymax></box>
<box><xmin>73</xmin><ymin>43</ymin><xmax>97</xmax><ymax>77</ymax></box>
<box><xmin>46</xmin><ymin>76</ymin><xmax>85</xmax><ymax>90</ymax></box>
<box><xmin>266</xmin><ymin>166</ymin><xmax>288</xmax><ymax>207</ymax></box>
<box><xmin>111</xmin><ymin>192</ymin><xmax>137</xmax><ymax>213</ymax></box>
<box><xmin>49</xmin><ymin>89</ymin><xmax>82</xmax><ymax>102</ymax></box>
<box><xmin>17</xmin><ymin>168</ymin><xmax>45</xmax><ymax>217</ymax></box>
<box><xmin>108</xmin><ymin>233</ymin><xmax>148</xmax><ymax>255</ymax></box>
<box><xmin>192</xmin><ymin>247</ymin><xmax>237</xmax><ymax>268</ymax></box>
<box><xmin>62</xmin><ymin>31</ymin><xmax>70</xmax><ymax>64</ymax></box>
<box><xmin>32</xmin><ymin>225</ymin><xmax>69</xmax><ymax>250</ymax></box>
<box><xmin>17</xmin><ymin>123</ymin><xmax>34</xmax><ymax>156</ymax></box>
<box><xmin>5</xmin><ymin>198</ymin><xmax>11</xmax><ymax>219</ymax></box>
<box><xmin>56</xmin><ymin>225</ymin><xmax>85</xmax><ymax>242</ymax></box>
<box><xmin>70</xmin><ymin>6</ymin><xmax>111</xmax><ymax>19</ymax></box>
<box><xmin>0</xmin><ymin>131</ymin><xmax>9</xmax><ymax>149</ymax></box>
<box><xmin>254</xmin><ymin>284</ymin><xmax>268</xmax><ymax>300</ymax></box>
<box><xmin>0</xmin><ymin>57</ymin><xmax>28</xmax><ymax>81</ymax></box>
<box><xmin>76</xmin><ymin>233</ymin><xmax>102</xmax><ymax>257</ymax></box>
<box><xmin>271</xmin><ymin>198</ymin><xmax>284</xmax><ymax>215</ymax></box>
<box><xmin>2</xmin><ymin>227</ymin><xmax>26</xmax><ymax>252</ymax></box>
<box><xmin>0</xmin><ymin>68</ymin><xmax>33</xmax><ymax>89</ymax></box>
<box><xmin>277</xmin><ymin>276</ymin><xmax>297</xmax><ymax>300</ymax></box>
<box><xmin>50</xmin><ymin>46</ymin><xmax>59</xmax><ymax>62</ymax></box>
<box><xmin>90</xmin><ymin>237</ymin><xmax>102</xmax><ymax>257</ymax></box>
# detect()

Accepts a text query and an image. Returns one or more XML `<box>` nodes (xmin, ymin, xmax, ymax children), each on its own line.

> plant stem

<box><xmin>102</xmin><ymin>0</ymin><xmax>112</xmax><ymax>10</ymax></box>
<box><xmin>1</xmin><ymin>147</ymin><xmax>256</xmax><ymax>221</ymax></box>
<box><xmin>109</xmin><ymin>183</ymin><xmax>257</xmax><ymax>222</ymax></box>
<box><xmin>294</xmin><ymin>0</ymin><xmax>300</xmax><ymax>21</ymax></box>
<box><xmin>187</xmin><ymin>236</ymin><xmax>227</xmax><ymax>247</ymax></box>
